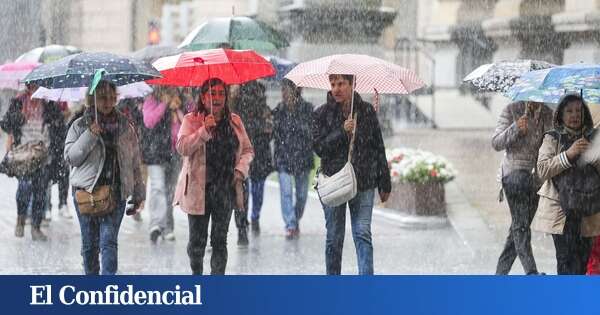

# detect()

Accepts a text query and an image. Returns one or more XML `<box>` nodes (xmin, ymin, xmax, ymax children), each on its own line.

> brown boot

<box><xmin>14</xmin><ymin>215</ymin><xmax>25</xmax><ymax>238</ymax></box>
<box><xmin>31</xmin><ymin>226</ymin><xmax>47</xmax><ymax>241</ymax></box>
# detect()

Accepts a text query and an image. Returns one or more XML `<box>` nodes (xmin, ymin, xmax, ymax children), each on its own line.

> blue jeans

<box><xmin>249</xmin><ymin>178</ymin><xmax>266</xmax><ymax>222</ymax></box>
<box><xmin>322</xmin><ymin>189</ymin><xmax>375</xmax><ymax>275</ymax></box>
<box><xmin>73</xmin><ymin>190</ymin><xmax>126</xmax><ymax>275</ymax></box>
<box><xmin>16</xmin><ymin>168</ymin><xmax>49</xmax><ymax>227</ymax></box>
<box><xmin>278</xmin><ymin>170</ymin><xmax>310</xmax><ymax>230</ymax></box>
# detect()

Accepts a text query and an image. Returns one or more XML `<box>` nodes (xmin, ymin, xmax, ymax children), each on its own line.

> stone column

<box><xmin>422</xmin><ymin>0</ymin><xmax>462</xmax><ymax>88</ymax></box>
<box><xmin>277</xmin><ymin>0</ymin><xmax>397</xmax><ymax>61</ymax></box>
<box><xmin>483</xmin><ymin>0</ymin><xmax>567</xmax><ymax>64</ymax></box>
<box><xmin>553</xmin><ymin>0</ymin><xmax>600</xmax><ymax>63</ymax></box>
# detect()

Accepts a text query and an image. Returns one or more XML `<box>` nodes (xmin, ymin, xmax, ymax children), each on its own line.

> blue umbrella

<box><xmin>264</xmin><ymin>55</ymin><xmax>296</xmax><ymax>81</ymax></box>
<box><xmin>504</xmin><ymin>63</ymin><xmax>600</xmax><ymax>104</ymax></box>
<box><xmin>23</xmin><ymin>52</ymin><xmax>161</xmax><ymax>89</ymax></box>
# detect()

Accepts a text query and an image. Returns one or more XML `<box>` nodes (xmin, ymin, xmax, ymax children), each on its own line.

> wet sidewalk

<box><xmin>0</xmin><ymin>129</ymin><xmax>558</xmax><ymax>275</ymax></box>
<box><xmin>387</xmin><ymin>128</ymin><xmax>557</xmax><ymax>274</ymax></box>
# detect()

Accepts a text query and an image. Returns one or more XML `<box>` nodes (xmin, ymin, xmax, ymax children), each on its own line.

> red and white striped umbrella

<box><xmin>284</xmin><ymin>54</ymin><xmax>425</xmax><ymax>94</ymax></box>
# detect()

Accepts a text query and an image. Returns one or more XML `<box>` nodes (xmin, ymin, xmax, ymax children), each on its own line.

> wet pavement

<box><xmin>0</xmin><ymin>129</ymin><xmax>559</xmax><ymax>275</ymax></box>
<box><xmin>0</xmin><ymin>176</ymin><xmax>495</xmax><ymax>275</ymax></box>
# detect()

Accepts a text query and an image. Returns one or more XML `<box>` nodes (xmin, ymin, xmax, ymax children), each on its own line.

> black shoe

<box><xmin>150</xmin><ymin>229</ymin><xmax>161</xmax><ymax>243</ymax></box>
<box><xmin>237</xmin><ymin>228</ymin><xmax>249</xmax><ymax>246</ymax></box>
<box><xmin>251</xmin><ymin>220</ymin><xmax>260</xmax><ymax>234</ymax></box>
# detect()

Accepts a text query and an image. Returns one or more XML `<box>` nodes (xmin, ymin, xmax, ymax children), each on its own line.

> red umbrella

<box><xmin>147</xmin><ymin>48</ymin><xmax>275</xmax><ymax>86</ymax></box>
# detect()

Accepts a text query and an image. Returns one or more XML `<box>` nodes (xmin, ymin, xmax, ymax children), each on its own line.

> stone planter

<box><xmin>384</xmin><ymin>181</ymin><xmax>446</xmax><ymax>216</ymax></box>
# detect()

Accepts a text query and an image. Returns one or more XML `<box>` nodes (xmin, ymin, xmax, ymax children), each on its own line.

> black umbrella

<box><xmin>23</xmin><ymin>52</ymin><xmax>161</xmax><ymax>89</ymax></box>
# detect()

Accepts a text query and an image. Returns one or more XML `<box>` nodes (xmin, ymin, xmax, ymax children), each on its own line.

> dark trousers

<box><xmin>58</xmin><ymin>168</ymin><xmax>69</xmax><ymax>207</ymax></box>
<box><xmin>187</xmin><ymin>184</ymin><xmax>234</xmax><ymax>275</ymax></box>
<box><xmin>552</xmin><ymin>214</ymin><xmax>592</xmax><ymax>275</ymax></box>
<box><xmin>16</xmin><ymin>168</ymin><xmax>49</xmax><ymax>227</ymax></box>
<box><xmin>496</xmin><ymin>171</ymin><xmax>539</xmax><ymax>275</ymax></box>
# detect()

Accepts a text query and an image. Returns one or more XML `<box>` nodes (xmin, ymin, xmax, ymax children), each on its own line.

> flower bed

<box><xmin>387</xmin><ymin>148</ymin><xmax>457</xmax><ymax>185</ymax></box>
<box><xmin>384</xmin><ymin>148</ymin><xmax>458</xmax><ymax>216</ymax></box>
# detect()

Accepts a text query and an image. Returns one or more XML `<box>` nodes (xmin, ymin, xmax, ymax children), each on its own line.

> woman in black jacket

<box><xmin>313</xmin><ymin>74</ymin><xmax>391</xmax><ymax>275</ymax></box>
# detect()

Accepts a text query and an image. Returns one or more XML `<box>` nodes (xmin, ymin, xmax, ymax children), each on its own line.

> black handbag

<box><xmin>553</xmin><ymin>165</ymin><xmax>600</xmax><ymax>216</ymax></box>
<box><xmin>550</xmin><ymin>130</ymin><xmax>600</xmax><ymax>216</ymax></box>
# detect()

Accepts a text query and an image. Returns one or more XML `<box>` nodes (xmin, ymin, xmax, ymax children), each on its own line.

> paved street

<box><xmin>0</xmin><ymin>129</ymin><xmax>560</xmax><ymax>275</ymax></box>
<box><xmin>0</xmin><ymin>179</ymin><xmax>483</xmax><ymax>275</ymax></box>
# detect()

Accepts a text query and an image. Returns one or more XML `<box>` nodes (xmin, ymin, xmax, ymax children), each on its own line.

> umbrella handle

<box><xmin>94</xmin><ymin>91</ymin><xmax>98</xmax><ymax>124</ymax></box>
<box><xmin>208</xmin><ymin>67</ymin><xmax>213</xmax><ymax>115</ymax></box>
<box><xmin>350</xmin><ymin>75</ymin><xmax>356</xmax><ymax>118</ymax></box>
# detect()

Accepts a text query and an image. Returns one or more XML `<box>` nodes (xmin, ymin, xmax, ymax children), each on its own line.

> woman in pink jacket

<box><xmin>173</xmin><ymin>78</ymin><xmax>254</xmax><ymax>275</ymax></box>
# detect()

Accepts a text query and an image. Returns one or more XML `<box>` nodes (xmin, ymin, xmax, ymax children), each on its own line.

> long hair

<box><xmin>196</xmin><ymin>78</ymin><xmax>230</xmax><ymax>118</ymax></box>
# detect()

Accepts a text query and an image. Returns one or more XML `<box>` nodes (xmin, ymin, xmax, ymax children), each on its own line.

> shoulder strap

<box><xmin>347</xmin><ymin>112</ymin><xmax>357</xmax><ymax>162</ymax></box>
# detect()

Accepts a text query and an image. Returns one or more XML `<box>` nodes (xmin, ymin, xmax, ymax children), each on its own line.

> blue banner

<box><xmin>1</xmin><ymin>276</ymin><xmax>597</xmax><ymax>315</ymax></box>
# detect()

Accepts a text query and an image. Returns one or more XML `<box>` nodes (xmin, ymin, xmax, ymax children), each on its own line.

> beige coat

<box><xmin>533</xmin><ymin>133</ymin><xmax>600</xmax><ymax>236</ymax></box>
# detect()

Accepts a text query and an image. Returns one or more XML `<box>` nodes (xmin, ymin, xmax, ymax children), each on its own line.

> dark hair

<box><xmin>85</xmin><ymin>80</ymin><xmax>117</xmax><ymax>106</ymax></box>
<box><xmin>555</xmin><ymin>94</ymin><xmax>594</xmax><ymax>131</ymax></box>
<box><xmin>197</xmin><ymin>78</ymin><xmax>230</xmax><ymax>116</ymax></box>
<box><xmin>281</xmin><ymin>78</ymin><xmax>302</xmax><ymax>97</ymax></box>
<box><xmin>328</xmin><ymin>74</ymin><xmax>354</xmax><ymax>85</ymax></box>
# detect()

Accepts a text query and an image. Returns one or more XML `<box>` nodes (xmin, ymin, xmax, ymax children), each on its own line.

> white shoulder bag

<box><xmin>315</xmin><ymin>113</ymin><xmax>358</xmax><ymax>207</ymax></box>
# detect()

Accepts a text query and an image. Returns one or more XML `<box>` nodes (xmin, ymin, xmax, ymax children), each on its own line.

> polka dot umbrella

<box><xmin>23</xmin><ymin>52</ymin><xmax>161</xmax><ymax>89</ymax></box>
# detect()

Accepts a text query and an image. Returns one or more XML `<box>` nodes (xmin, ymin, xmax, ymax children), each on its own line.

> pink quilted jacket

<box><xmin>173</xmin><ymin>112</ymin><xmax>254</xmax><ymax>215</ymax></box>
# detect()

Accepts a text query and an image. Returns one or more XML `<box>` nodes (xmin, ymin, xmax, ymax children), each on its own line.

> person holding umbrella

<box><xmin>285</xmin><ymin>53</ymin><xmax>423</xmax><ymax>275</ymax></box>
<box><xmin>149</xmin><ymin>48</ymin><xmax>273</xmax><ymax>274</ymax></box>
<box><xmin>65</xmin><ymin>79</ymin><xmax>146</xmax><ymax>275</ymax></box>
<box><xmin>492</xmin><ymin>100</ymin><xmax>553</xmax><ymax>275</ymax></box>
<box><xmin>173</xmin><ymin>78</ymin><xmax>253</xmax><ymax>275</ymax></box>
<box><xmin>533</xmin><ymin>94</ymin><xmax>600</xmax><ymax>274</ymax></box>
<box><xmin>313</xmin><ymin>74</ymin><xmax>391</xmax><ymax>275</ymax></box>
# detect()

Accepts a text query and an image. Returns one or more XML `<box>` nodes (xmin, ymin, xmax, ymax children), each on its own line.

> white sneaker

<box><xmin>58</xmin><ymin>205</ymin><xmax>72</xmax><ymax>219</ymax></box>
<box><xmin>163</xmin><ymin>232</ymin><xmax>175</xmax><ymax>241</ymax></box>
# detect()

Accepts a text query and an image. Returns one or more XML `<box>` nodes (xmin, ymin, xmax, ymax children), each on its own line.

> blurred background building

<box><xmin>3</xmin><ymin>0</ymin><xmax>600</xmax><ymax>128</ymax></box>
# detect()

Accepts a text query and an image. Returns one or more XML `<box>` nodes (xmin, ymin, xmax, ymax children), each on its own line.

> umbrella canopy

<box><xmin>0</xmin><ymin>61</ymin><xmax>40</xmax><ymax>90</ymax></box>
<box><xmin>179</xmin><ymin>16</ymin><xmax>289</xmax><ymax>52</ymax></box>
<box><xmin>23</xmin><ymin>52</ymin><xmax>161</xmax><ymax>89</ymax></box>
<box><xmin>505</xmin><ymin>63</ymin><xmax>600</xmax><ymax>104</ymax></box>
<box><xmin>264</xmin><ymin>55</ymin><xmax>296</xmax><ymax>81</ymax></box>
<box><xmin>131</xmin><ymin>44</ymin><xmax>182</xmax><ymax>63</ymax></box>
<box><xmin>284</xmin><ymin>54</ymin><xmax>425</xmax><ymax>94</ymax></box>
<box><xmin>16</xmin><ymin>44</ymin><xmax>81</xmax><ymax>64</ymax></box>
<box><xmin>147</xmin><ymin>48</ymin><xmax>275</xmax><ymax>87</ymax></box>
<box><xmin>32</xmin><ymin>82</ymin><xmax>153</xmax><ymax>102</ymax></box>
<box><xmin>463</xmin><ymin>59</ymin><xmax>555</xmax><ymax>93</ymax></box>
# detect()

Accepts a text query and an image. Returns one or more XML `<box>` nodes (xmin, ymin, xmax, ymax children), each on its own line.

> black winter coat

<box><xmin>272</xmin><ymin>98</ymin><xmax>314</xmax><ymax>175</ymax></box>
<box><xmin>0</xmin><ymin>98</ymin><xmax>67</xmax><ymax>182</ymax></box>
<box><xmin>140</xmin><ymin>106</ymin><xmax>173</xmax><ymax>165</ymax></box>
<box><xmin>234</xmin><ymin>83</ymin><xmax>273</xmax><ymax>180</ymax></box>
<box><xmin>313</xmin><ymin>92</ymin><xmax>391</xmax><ymax>193</ymax></box>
